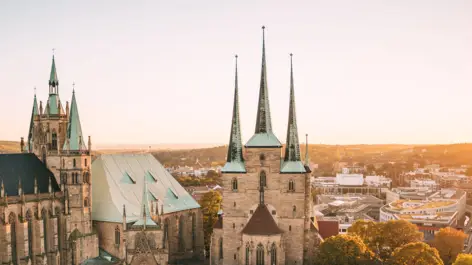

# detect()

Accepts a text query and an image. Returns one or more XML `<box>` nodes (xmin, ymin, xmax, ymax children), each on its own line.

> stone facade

<box><xmin>211</xmin><ymin>147</ymin><xmax>320</xmax><ymax>265</ymax></box>
<box><xmin>94</xmin><ymin>208</ymin><xmax>204</xmax><ymax>265</ymax></box>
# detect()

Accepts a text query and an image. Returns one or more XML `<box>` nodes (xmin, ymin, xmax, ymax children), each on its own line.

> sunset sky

<box><xmin>1</xmin><ymin>0</ymin><xmax>471</xmax><ymax>146</ymax></box>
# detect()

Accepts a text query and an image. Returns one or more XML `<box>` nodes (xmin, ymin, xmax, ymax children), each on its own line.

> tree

<box><xmin>315</xmin><ymin>234</ymin><xmax>377</xmax><ymax>265</ymax></box>
<box><xmin>388</xmin><ymin>242</ymin><xmax>443</xmax><ymax>265</ymax></box>
<box><xmin>430</xmin><ymin>227</ymin><xmax>467</xmax><ymax>265</ymax></box>
<box><xmin>453</xmin><ymin>254</ymin><xmax>472</xmax><ymax>265</ymax></box>
<box><xmin>199</xmin><ymin>190</ymin><xmax>222</xmax><ymax>257</ymax></box>
<box><xmin>348</xmin><ymin>219</ymin><xmax>423</xmax><ymax>259</ymax></box>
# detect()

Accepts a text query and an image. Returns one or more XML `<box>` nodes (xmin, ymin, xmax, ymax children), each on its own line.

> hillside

<box><xmin>0</xmin><ymin>141</ymin><xmax>20</xmax><ymax>153</ymax></box>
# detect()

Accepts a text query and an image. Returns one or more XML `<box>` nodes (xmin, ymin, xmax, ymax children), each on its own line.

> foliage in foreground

<box><xmin>430</xmin><ymin>227</ymin><xmax>467</xmax><ymax>265</ymax></box>
<box><xmin>314</xmin><ymin>234</ymin><xmax>377</xmax><ymax>265</ymax></box>
<box><xmin>452</xmin><ymin>254</ymin><xmax>472</xmax><ymax>265</ymax></box>
<box><xmin>388</xmin><ymin>242</ymin><xmax>444</xmax><ymax>265</ymax></box>
<box><xmin>198</xmin><ymin>190</ymin><xmax>222</xmax><ymax>257</ymax></box>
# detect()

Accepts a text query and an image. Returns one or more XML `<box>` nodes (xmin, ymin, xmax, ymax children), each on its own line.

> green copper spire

<box><xmin>132</xmin><ymin>175</ymin><xmax>158</xmax><ymax>228</ymax></box>
<box><xmin>222</xmin><ymin>55</ymin><xmax>246</xmax><ymax>173</ymax></box>
<box><xmin>255</xmin><ymin>26</ymin><xmax>272</xmax><ymax>134</ymax></box>
<box><xmin>245</xmin><ymin>26</ymin><xmax>281</xmax><ymax>148</ymax></box>
<box><xmin>304</xmin><ymin>134</ymin><xmax>309</xmax><ymax>166</ymax></box>
<box><xmin>284</xmin><ymin>54</ymin><xmax>301</xmax><ymax>161</ymax></box>
<box><xmin>280</xmin><ymin>54</ymin><xmax>305</xmax><ymax>173</ymax></box>
<box><xmin>27</xmin><ymin>91</ymin><xmax>38</xmax><ymax>151</ymax></box>
<box><xmin>63</xmin><ymin>89</ymin><xmax>87</xmax><ymax>151</ymax></box>
<box><xmin>49</xmin><ymin>54</ymin><xmax>59</xmax><ymax>94</ymax></box>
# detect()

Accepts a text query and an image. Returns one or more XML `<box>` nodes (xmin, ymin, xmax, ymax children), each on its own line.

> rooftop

<box><xmin>389</xmin><ymin>199</ymin><xmax>456</xmax><ymax>211</ymax></box>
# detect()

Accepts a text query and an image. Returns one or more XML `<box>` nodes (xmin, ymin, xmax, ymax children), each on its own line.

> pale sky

<box><xmin>1</xmin><ymin>0</ymin><xmax>471</xmax><ymax>145</ymax></box>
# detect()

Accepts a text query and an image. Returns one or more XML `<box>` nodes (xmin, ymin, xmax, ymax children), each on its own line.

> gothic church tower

<box><xmin>211</xmin><ymin>27</ymin><xmax>320</xmax><ymax>265</ymax></box>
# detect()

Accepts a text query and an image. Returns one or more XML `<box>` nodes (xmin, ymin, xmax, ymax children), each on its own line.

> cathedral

<box><xmin>0</xmin><ymin>55</ymin><xmax>204</xmax><ymax>265</ymax></box>
<box><xmin>210</xmin><ymin>27</ymin><xmax>322</xmax><ymax>265</ymax></box>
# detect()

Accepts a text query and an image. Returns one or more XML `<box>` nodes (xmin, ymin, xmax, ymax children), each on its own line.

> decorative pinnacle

<box><xmin>72</xmin><ymin>82</ymin><xmax>75</xmax><ymax>93</ymax></box>
<box><xmin>52</xmin><ymin>48</ymin><xmax>55</xmax><ymax>56</ymax></box>
<box><xmin>34</xmin><ymin>86</ymin><xmax>37</xmax><ymax>95</ymax></box>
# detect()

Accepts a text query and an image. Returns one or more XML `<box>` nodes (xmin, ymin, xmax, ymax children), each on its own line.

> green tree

<box><xmin>315</xmin><ymin>234</ymin><xmax>377</xmax><ymax>265</ymax></box>
<box><xmin>388</xmin><ymin>242</ymin><xmax>443</xmax><ymax>265</ymax></box>
<box><xmin>348</xmin><ymin>220</ymin><xmax>379</xmax><ymax>247</ymax></box>
<box><xmin>199</xmin><ymin>190</ymin><xmax>222</xmax><ymax>257</ymax></box>
<box><xmin>430</xmin><ymin>227</ymin><xmax>467</xmax><ymax>265</ymax></box>
<box><xmin>453</xmin><ymin>254</ymin><xmax>472</xmax><ymax>265</ymax></box>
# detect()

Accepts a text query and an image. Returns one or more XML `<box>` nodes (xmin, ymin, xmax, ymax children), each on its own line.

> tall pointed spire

<box><xmin>255</xmin><ymin>26</ymin><xmax>272</xmax><ymax>134</ymax></box>
<box><xmin>246</xmin><ymin>26</ymin><xmax>281</xmax><ymax>148</ymax></box>
<box><xmin>284</xmin><ymin>54</ymin><xmax>301</xmax><ymax>161</ymax></box>
<box><xmin>63</xmin><ymin>88</ymin><xmax>87</xmax><ymax>151</ymax></box>
<box><xmin>280</xmin><ymin>54</ymin><xmax>306</xmax><ymax>173</ymax></box>
<box><xmin>304</xmin><ymin>134</ymin><xmax>309</xmax><ymax>166</ymax></box>
<box><xmin>49</xmin><ymin>54</ymin><xmax>59</xmax><ymax>94</ymax></box>
<box><xmin>222</xmin><ymin>55</ymin><xmax>246</xmax><ymax>173</ymax></box>
<box><xmin>27</xmin><ymin>91</ymin><xmax>38</xmax><ymax>152</ymax></box>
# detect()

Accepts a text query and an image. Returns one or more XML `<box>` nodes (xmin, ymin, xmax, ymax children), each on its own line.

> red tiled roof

<box><xmin>241</xmin><ymin>205</ymin><xmax>283</xmax><ymax>235</ymax></box>
<box><xmin>317</xmin><ymin>220</ymin><xmax>339</xmax><ymax>239</ymax></box>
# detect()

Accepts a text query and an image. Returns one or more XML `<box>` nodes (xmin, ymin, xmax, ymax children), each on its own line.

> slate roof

<box><xmin>241</xmin><ymin>204</ymin><xmax>283</xmax><ymax>235</ymax></box>
<box><xmin>317</xmin><ymin>220</ymin><xmax>339</xmax><ymax>239</ymax></box>
<box><xmin>280</xmin><ymin>161</ymin><xmax>306</xmax><ymax>173</ymax></box>
<box><xmin>91</xmin><ymin>154</ymin><xmax>200</xmax><ymax>223</ymax></box>
<box><xmin>0</xmin><ymin>153</ymin><xmax>60</xmax><ymax>196</ymax></box>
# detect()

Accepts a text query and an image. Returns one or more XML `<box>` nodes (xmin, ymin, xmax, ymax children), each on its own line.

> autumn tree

<box><xmin>453</xmin><ymin>254</ymin><xmax>472</xmax><ymax>265</ymax></box>
<box><xmin>388</xmin><ymin>242</ymin><xmax>444</xmax><ymax>265</ymax></box>
<box><xmin>348</xmin><ymin>219</ymin><xmax>423</xmax><ymax>259</ymax></box>
<box><xmin>199</xmin><ymin>190</ymin><xmax>222</xmax><ymax>257</ymax></box>
<box><xmin>315</xmin><ymin>234</ymin><xmax>378</xmax><ymax>265</ymax></box>
<box><xmin>430</xmin><ymin>227</ymin><xmax>467</xmax><ymax>265</ymax></box>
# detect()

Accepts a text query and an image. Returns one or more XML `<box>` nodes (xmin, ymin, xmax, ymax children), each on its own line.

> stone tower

<box><xmin>211</xmin><ymin>27</ymin><xmax>320</xmax><ymax>265</ymax></box>
<box><xmin>23</xmin><ymin>55</ymin><xmax>98</xmax><ymax>264</ymax></box>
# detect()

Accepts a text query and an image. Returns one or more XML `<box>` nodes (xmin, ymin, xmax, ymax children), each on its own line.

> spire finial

<box><xmin>72</xmin><ymin>82</ymin><xmax>75</xmax><ymax>93</ymax></box>
<box><xmin>34</xmin><ymin>86</ymin><xmax>36</xmax><ymax>96</ymax></box>
<box><xmin>52</xmin><ymin>48</ymin><xmax>55</xmax><ymax>56</ymax></box>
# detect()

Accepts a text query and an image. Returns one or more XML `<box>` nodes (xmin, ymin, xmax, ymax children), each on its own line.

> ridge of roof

<box><xmin>241</xmin><ymin>204</ymin><xmax>283</xmax><ymax>235</ymax></box>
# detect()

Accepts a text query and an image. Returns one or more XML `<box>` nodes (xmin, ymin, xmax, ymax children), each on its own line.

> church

<box><xmin>0</xmin><ymin>55</ymin><xmax>204</xmax><ymax>265</ymax></box>
<box><xmin>210</xmin><ymin>27</ymin><xmax>322</xmax><ymax>265</ymax></box>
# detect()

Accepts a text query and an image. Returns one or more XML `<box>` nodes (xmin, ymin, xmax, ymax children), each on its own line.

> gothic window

<box><xmin>289</xmin><ymin>225</ymin><xmax>292</xmax><ymax>231</ymax></box>
<box><xmin>289</xmin><ymin>179</ymin><xmax>295</xmax><ymax>191</ymax></box>
<box><xmin>191</xmin><ymin>213</ymin><xmax>196</xmax><ymax>251</ymax></box>
<box><xmin>219</xmin><ymin>238</ymin><xmax>223</xmax><ymax>260</ymax></box>
<box><xmin>26</xmin><ymin>210</ymin><xmax>33</xmax><ymax>258</ymax></box>
<box><xmin>270</xmin><ymin>242</ymin><xmax>277</xmax><ymax>265</ymax></box>
<box><xmin>9</xmin><ymin>212</ymin><xmax>17</xmax><ymax>265</ymax></box>
<box><xmin>232</xmin><ymin>178</ymin><xmax>238</xmax><ymax>191</ymax></box>
<box><xmin>51</xmin><ymin>132</ymin><xmax>57</xmax><ymax>150</ymax></box>
<box><xmin>73</xmin><ymin>159</ymin><xmax>76</xmax><ymax>168</ymax></box>
<box><xmin>115</xmin><ymin>226</ymin><xmax>120</xmax><ymax>246</ymax></box>
<box><xmin>84</xmin><ymin>197</ymin><xmax>89</xmax><ymax>207</ymax></box>
<box><xmin>260</xmin><ymin>171</ymin><xmax>266</xmax><ymax>188</ymax></box>
<box><xmin>178</xmin><ymin>215</ymin><xmax>185</xmax><ymax>252</ymax></box>
<box><xmin>83</xmin><ymin>172</ymin><xmax>90</xmax><ymax>184</ymax></box>
<box><xmin>245</xmin><ymin>245</ymin><xmax>250</xmax><ymax>265</ymax></box>
<box><xmin>42</xmin><ymin>146</ymin><xmax>47</xmax><ymax>166</ymax></box>
<box><xmin>42</xmin><ymin>209</ymin><xmax>49</xmax><ymax>252</ymax></box>
<box><xmin>256</xmin><ymin>243</ymin><xmax>264</xmax><ymax>265</ymax></box>
<box><xmin>85</xmin><ymin>158</ymin><xmax>88</xmax><ymax>167</ymax></box>
<box><xmin>162</xmin><ymin>219</ymin><xmax>169</xmax><ymax>249</ymax></box>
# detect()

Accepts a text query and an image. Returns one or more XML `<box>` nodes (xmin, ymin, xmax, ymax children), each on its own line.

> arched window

<box><xmin>219</xmin><ymin>238</ymin><xmax>223</xmax><ymax>260</ymax></box>
<box><xmin>85</xmin><ymin>158</ymin><xmax>88</xmax><ymax>167</ymax></box>
<box><xmin>9</xmin><ymin>212</ymin><xmax>17</xmax><ymax>264</ymax></box>
<box><xmin>42</xmin><ymin>209</ymin><xmax>48</xmax><ymax>252</ymax></box>
<box><xmin>84</xmin><ymin>197</ymin><xmax>89</xmax><ymax>207</ymax></box>
<box><xmin>115</xmin><ymin>226</ymin><xmax>120</xmax><ymax>246</ymax></box>
<box><xmin>289</xmin><ymin>179</ymin><xmax>295</xmax><ymax>191</ymax></box>
<box><xmin>163</xmin><ymin>219</ymin><xmax>169</xmax><ymax>249</ymax></box>
<box><xmin>260</xmin><ymin>171</ymin><xmax>266</xmax><ymax>188</ymax></box>
<box><xmin>62</xmin><ymin>159</ymin><xmax>65</xmax><ymax>168</ymax></box>
<box><xmin>256</xmin><ymin>243</ymin><xmax>264</xmax><ymax>265</ymax></box>
<box><xmin>259</xmin><ymin>153</ymin><xmax>266</xmax><ymax>161</ymax></box>
<box><xmin>51</xmin><ymin>132</ymin><xmax>57</xmax><ymax>150</ymax></box>
<box><xmin>232</xmin><ymin>178</ymin><xmax>238</xmax><ymax>191</ymax></box>
<box><xmin>73</xmin><ymin>159</ymin><xmax>76</xmax><ymax>168</ymax></box>
<box><xmin>26</xmin><ymin>210</ymin><xmax>33</xmax><ymax>258</ymax></box>
<box><xmin>245</xmin><ymin>245</ymin><xmax>250</xmax><ymax>265</ymax></box>
<box><xmin>270</xmin><ymin>242</ymin><xmax>277</xmax><ymax>265</ymax></box>
<box><xmin>191</xmin><ymin>213</ymin><xmax>196</xmax><ymax>251</ymax></box>
<box><xmin>289</xmin><ymin>225</ymin><xmax>292</xmax><ymax>231</ymax></box>
<box><xmin>178</xmin><ymin>215</ymin><xmax>185</xmax><ymax>252</ymax></box>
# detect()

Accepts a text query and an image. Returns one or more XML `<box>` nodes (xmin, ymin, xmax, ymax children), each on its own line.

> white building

<box><xmin>411</xmin><ymin>179</ymin><xmax>438</xmax><ymax>190</ymax></box>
